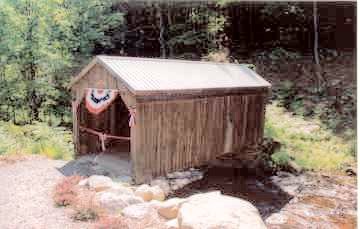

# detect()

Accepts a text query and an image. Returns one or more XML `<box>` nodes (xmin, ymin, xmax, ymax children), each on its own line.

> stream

<box><xmin>171</xmin><ymin>167</ymin><xmax>357</xmax><ymax>229</ymax></box>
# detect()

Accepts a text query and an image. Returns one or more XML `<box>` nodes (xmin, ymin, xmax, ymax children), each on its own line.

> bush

<box><xmin>53</xmin><ymin>175</ymin><xmax>102</xmax><ymax>222</ymax></box>
<box><xmin>72</xmin><ymin>188</ymin><xmax>101</xmax><ymax>222</ymax></box>
<box><xmin>73</xmin><ymin>208</ymin><xmax>98</xmax><ymax>222</ymax></box>
<box><xmin>53</xmin><ymin>176</ymin><xmax>82</xmax><ymax>207</ymax></box>
<box><xmin>0</xmin><ymin>121</ymin><xmax>74</xmax><ymax>160</ymax></box>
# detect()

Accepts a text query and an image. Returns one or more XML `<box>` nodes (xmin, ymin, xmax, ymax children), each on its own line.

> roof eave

<box><xmin>68</xmin><ymin>57</ymin><xmax>98</xmax><ymax>89</ymax></box>
<box><xmin>67</xmin><ymin>56</ymin><xmax>137</xmax><ymax>95</ymax></box>
<box><xmin>134</xmin><ymin>85</ymin><xmax>271</xmax><ymax>102</ymax></box>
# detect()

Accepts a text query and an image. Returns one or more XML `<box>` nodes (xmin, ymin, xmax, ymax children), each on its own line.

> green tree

<box><xmin>0</xmin><ymin>0</ymin><xmax>125</xmax><ymax>124</ymax></box>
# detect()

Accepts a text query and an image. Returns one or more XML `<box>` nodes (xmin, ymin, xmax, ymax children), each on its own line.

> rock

<box><xmin>165</xmin><ymin>219</ymin><xmax>179</xmax><ymax>229</ymax></box>
<box><xmin>178</xmin><ymin>192</ymin><xmax>266</xmax><ymax>229</ymax></box>
<box><xmin>152</xmin><ymin>198</ymin><xmax>187</xmax><ymax>219</ymax></box>
<box><xmin>95</xmin><ymin>192</ymin><xmax>143</xmax><ymax>214</ymax></box>
<box><xmin>122</xmin><ymin>203</ymin><xmax>157</xmax><ymax>219</ymax></box>
<box><xmin>135</xmin><ymin>184</ymin><xmax>153</xmax><ymax>201</ymax></box>
<box><xmin>87</xmin><ymin>175</ymin><xmax>114</xmax><ymax>191</ymax></box>
<box><xmin>171</xmin><ymin>178</ymin><xmax>191</xmax><ymax>190</ymax></box>
<box><xmin>151</xmin><ymin>178</ymin><xmax>171</xmax><ymax>196</ymax></box>
<box><xmin>288</xmin><ymin>161</ymin><xmax>303</xmax><ymax>174</ymax></box>
<box><xmin>150</xmin><ymin>185</ymin><xmax>165</xmax><ymax>201</ymax></box>
<box><xmin>167</xmin><ymin>171</ymin><xmax>191</xmax><ymax>179</ymax></box>
<box><xmin>265</xmin><ymin>213</ymin><xmax>288</xmax><ymax>224</ymax></box>
<box><xmin>78</xmin><ymin>178</ymin><xmax>88</xmax><ymax>187</ymax></box>
<box><xmin>107</xmin><ymin>185</ymin><xmax>134</xmax><ymax>196</ymax></box>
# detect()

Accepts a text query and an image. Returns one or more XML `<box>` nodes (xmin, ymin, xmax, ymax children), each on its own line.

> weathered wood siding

<box><xmin>134</xmin><ymin>93</ymin><xmax>267</xmax><ymax>182</ymax></box>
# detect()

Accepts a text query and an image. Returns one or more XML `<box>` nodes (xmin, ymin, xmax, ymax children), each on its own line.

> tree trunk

<box><xmin>167</xmin><ymin>5</ymin><xmax>174</xmax><ymax>57</ymax></box>
<box><xmin>313</xmin><ymin>1</ymin><xmax>325</xmax><ymax>91</ymax></box>
<box><xmin>157</xmin><ymin>3</ymin><xmax>166</xmax><ymax>58</ymax></box>
<box><xmin>313</xmin><ymin>2</ymin><xmax>320</xmax><ymax>66</ymax></box>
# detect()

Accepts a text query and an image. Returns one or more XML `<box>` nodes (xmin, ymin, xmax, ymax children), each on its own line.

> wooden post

<box><xmin>72</xmin><ymin>100</ymin><xmax>80</xmax><ymax>157</ymax></box>
<box><xmin>72</xmin><ymin>89</ymin><xmax>85</xmax><ymax>157</ymax></box>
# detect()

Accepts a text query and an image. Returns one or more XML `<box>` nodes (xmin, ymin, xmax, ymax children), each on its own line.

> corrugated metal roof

<box><xmin>74</xmin><ymin>55</ymin><xmax>271</xmax><ymax>94</ymax></box>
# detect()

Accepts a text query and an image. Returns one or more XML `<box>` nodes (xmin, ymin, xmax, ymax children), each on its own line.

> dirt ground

<box><xmin>0</xmin><ymin>157</ymin><xmax>91</xmax><ymax>229</ymax></box>
<box><xmin>0</xmin><ymin>156</ymin><xmax>356</xmax><ymax>229</ymax></box>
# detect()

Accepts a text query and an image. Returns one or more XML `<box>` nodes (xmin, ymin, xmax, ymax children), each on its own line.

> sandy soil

<box><xmin>0</xmin><ymin>157</ymin><xmax>91</xmax><ymax>229</ymax></box>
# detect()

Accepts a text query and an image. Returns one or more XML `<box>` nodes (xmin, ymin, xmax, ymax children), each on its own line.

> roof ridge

<box><xmin>97</xmin><ymin>55</ymin><xmax>251</xmax><ymax>68</ymax></box>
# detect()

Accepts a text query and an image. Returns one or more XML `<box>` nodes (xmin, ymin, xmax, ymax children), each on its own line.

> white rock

<box><xmin>150</xmin><ymin>185</ymin><xmax>165</xmax><ymax>201</ymax></box>
<box><xmin>178</xmin><ymin>191</ymin><xmax>266</xmax><ymax>229</ymax></box>
<box><xmin>265</xmin><ymin>213</ymin><xmax>288</xmax><ymax>224</ymax></box>
<box><xmin>78</xmin><ymin>178</ymin><xmax>88</xmax><ymax>187</ymax></box>
<box><xmin>151</xmin><ymin>178</ymin><xmax>171</xmax><ymax>196</ymax></box>
<box><xmin>152</xmin><ymin>198</ymin><xmax>187</xmax><ymax>219</ymax></box>
<box><xmin>173</xmin><ymin>178</ymin><xmax>191</xmax><ymax>189</ymax></box>
<box><xmin>95</xmin><ymin>192</ymin><xmax>143</xmax><ymax>214</ymax></box>
<box><xmin>134</xmin><ymin>184</ymin><xmax>153</xmax><ymax>201</ymax></box>
<box><xmin>165</xmin><ymin>219</ymin><xmax>179</xmax><ymax>229</ymax></box>
<box><xmin>107</xmin><ymin>185</ymin><xmax>134</xmax><ymax>196</ymax></box>
<box><xmin>171</xmin><ymin>185</ymin><xmax>179</xmax><ymax>191</ymax></box>
<box><xmin>171</xmin><ymin>171</ymin><xmax>191</xmax><ymax>179</ymax></box>
<box><xmin>87</xmin><ymin>175</ymin><xmax>113</xmax><ymax>191</ymax></box>
<box><xmin>121</xmin><ymin>203</ymin><xmax>157</xmax><ymax>219</ymax></box>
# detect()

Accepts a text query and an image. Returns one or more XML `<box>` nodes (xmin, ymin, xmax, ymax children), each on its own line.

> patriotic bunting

<box><xmin>85</xmin><ymin>88</ymin><xmax>118</xmax><ymax>115</ymax></box>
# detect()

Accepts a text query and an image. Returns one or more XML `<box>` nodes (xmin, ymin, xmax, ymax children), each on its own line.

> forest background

<box><xmin>0</xmin><ymin>0</ymin><xmax>356</xmax><ymax>171</ymax></box>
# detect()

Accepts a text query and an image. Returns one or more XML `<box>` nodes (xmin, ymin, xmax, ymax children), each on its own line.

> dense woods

<box><xmin>0</xmin><ymin>0</ymin><xmax>356</xmax><ymax>135</ymax></box>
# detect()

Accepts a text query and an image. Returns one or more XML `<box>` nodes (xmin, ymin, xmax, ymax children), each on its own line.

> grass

<box><xmin>0</xmin><ymin>121</ymin><xmax>74</xmax><ymax>160</ymax></box>
<box><xmin>265</xmin><ymin>103</ymin><xmax>355</xmax><ymax>172</ymax></box>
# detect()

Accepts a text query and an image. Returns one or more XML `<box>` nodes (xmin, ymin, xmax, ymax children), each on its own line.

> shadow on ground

<box><xmin>57</xmin><ymin>153</ymin><xmax>133</xmax><ymax>183</ymax></box>
<box><xmin>169</xmin><ymin>166</ymin><xmax>293</xmax><ymax>218</ymax></box>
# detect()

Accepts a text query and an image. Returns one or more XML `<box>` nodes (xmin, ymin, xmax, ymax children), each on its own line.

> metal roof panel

<box><xmin>95</xmin><ymin>55</ymin><xmax>271</xmax><ymax>94</ymax></box>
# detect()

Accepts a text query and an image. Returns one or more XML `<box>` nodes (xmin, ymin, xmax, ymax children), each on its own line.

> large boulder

<box><xmin>95</xmin><ymin>191</ymin><xmax>143</xmax><ymax>214</ymax></box>
<box><xmin>178</xmin><ymin>192</ymin><xmax>266</xmax><ymax>229</ymax></box>
<box><xmin>151</xmin><ymin>198</ymin><xmax>187</xmax><ymax>219</ymax></box>
<box><xmin>87</xmin><ymin>175</ymin><xmax>114</xmax><ymax>191</ymax></box>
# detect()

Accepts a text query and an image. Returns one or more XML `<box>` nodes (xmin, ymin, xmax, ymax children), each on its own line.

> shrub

<box><xmin>73</xmin><ymin>208</ymin><xmax>98</xmax><ymax>222</ymax></box>
<box><xmin>72</xmin><ymin>188</ymin><xmax>101</xmax><ymax>222</ymax></box>
<box><xmin>271</xmin><ymin>149</ymin><xmax>291</xmax><ymax>168</ymax></box>
<box><xmin>53</xmin><ymin>176</ymin><xmax>82</xmax><ymax>207</ymax></box>
<box><xmin>0</xmin><ymin>121</ymin><xmax>74</xmax><ymax>160</ymax></box>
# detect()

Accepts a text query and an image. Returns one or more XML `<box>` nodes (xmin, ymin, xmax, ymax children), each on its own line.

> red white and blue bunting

<box><xmin>85</xmin><ymin>88</ymin><xmax>118</xmax><ymax>115</ymax></box>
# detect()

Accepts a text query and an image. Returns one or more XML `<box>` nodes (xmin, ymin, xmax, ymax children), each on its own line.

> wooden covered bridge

<box><xmin>69</xmin><ymin>56</ymin><xmax>271</xmax><ymax>183</ymax></box>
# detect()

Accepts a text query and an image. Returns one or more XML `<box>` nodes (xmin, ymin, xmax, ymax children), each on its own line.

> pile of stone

<box><xmin>77</xmin><ymin>175</ymin><xmax>266</xmax><ymax>229</ymax></box>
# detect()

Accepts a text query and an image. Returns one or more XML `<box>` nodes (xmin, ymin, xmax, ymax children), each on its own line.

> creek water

<box><xmin>171</xmin><ymin>167</ymin><xmax>357</xmax><ymax>229</ymax></box>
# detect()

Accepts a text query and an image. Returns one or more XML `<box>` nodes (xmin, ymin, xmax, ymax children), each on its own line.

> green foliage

<box><xmin>265</xmin><ymin>103</ymin><xmax>355</xmax><ymax>171</ymax></box>
<box><xmin>0</xmin><ymin>0</ymin><xmax>124</xmax><ymax>124</ymax></box>
<box><xmin>168</xmin><ymin>3</ymin><xmax>227</xmax><ymax>57</ymax></box>
<box><xmin>256</xmin><ymin>47</ymin><xmax>301</xmax><ymax>62</ymax></box>
<box><xmin>0</xmin><ymin>121</ymin><xmax>74</xmax><ymax>160</ymax></box>
<box><xmin>271</xmin><ymin>150</ymin><xmax>291</xmax><ymax>167</ymax></box>
<box><xmin>271</xmin><ymin>67</ymin><xmax>356</xmax><ymax>133</ymax></box>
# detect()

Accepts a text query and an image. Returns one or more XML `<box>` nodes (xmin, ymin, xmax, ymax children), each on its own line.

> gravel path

<box><xmin>0</xmin><ymin>157</ymin><xmax>91</xmax><ymax>229</ymax></box>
